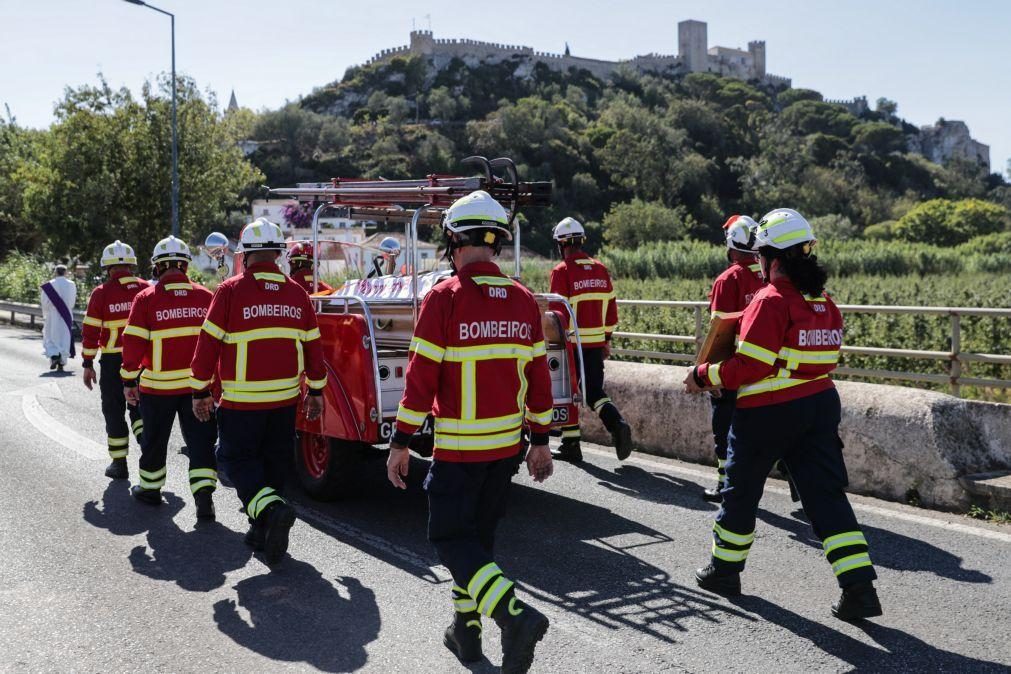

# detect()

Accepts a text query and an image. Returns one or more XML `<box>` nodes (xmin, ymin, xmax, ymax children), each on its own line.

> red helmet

<box><xmin>287</xmin><ymin>242</ymin><xmax>315</xmax><ymax>265</ymax></box>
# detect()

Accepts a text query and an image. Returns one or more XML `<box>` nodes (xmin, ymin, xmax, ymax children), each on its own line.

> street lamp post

<box><xmin>123</xmin><ymin>0</ymin><xmax>179</xmax><ymax>237</ymax></box>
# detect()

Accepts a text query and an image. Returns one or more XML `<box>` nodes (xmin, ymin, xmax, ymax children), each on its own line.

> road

<box><xmin>0</xmin><ymin>323</ymin><xmax>1009</xmax><ymax>673</ymax></box>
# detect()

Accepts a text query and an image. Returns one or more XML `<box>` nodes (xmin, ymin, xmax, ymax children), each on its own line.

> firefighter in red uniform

<box><xmin>190</xmin><ymin>219</ymin><xmax>327</xmax><ymax>565</ymax></box>
<box><xmin>686</xmin><ymin>209</ymin><xmax>883</xmax><ymax>622</ymax></box>
<box><xmin>548</xmin><ymin>217</ymin><xmax>632</xmax><ymax>463</ymax></box>
<box><xmin>387</xmin><ymin>191</ymin><xmax>554</xmax><ymax>673</ymax></box>
<box><xmin>82</xmin><ymin>241</ymin><xmax>149</xmax><ymax>479</ymax></box>
<box><xmin>120</xmin><ymin>236</ymin><xmax>218</xmax><ymax>519</ymax></box>
<box><xmin>287</xmin><ymin>242</ymin><xmax>334</xmax><ymax>295</ymax></box>
<box><xmin>703</xmin><ymin>215</ymin><xmax>764</xmax><ymax>501</ymax></box>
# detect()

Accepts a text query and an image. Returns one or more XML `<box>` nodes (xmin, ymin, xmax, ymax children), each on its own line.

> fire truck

<box><xmin>207</xmin><ymin>157</ymin><xmax>585</xmax><ymax>500</ymax></box>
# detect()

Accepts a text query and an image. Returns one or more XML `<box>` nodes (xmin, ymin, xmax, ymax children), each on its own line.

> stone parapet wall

<box><xmin>578</xmin><ymin>361</ymin><xmax>1011</xmax><ymax>511</ymax></box>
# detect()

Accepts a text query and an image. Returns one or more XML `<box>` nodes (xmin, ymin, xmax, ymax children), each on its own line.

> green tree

<box><xmin>20</xmin><ymin>75</ymin><xmax>263</xmax><ymax>271</ymax></box>
<box><xmin>602</xmin><ymin>199</ymin><xmax>697</xmax><ymax>248</ymax></box>
<box><xmin>892</xmin><ymin>198</ymin><xmax>1009</xmax><ymax>246</ymax></box>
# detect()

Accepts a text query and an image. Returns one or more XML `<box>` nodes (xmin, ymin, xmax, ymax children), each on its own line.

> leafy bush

<box><xmin>602</xmin><ymin>200</ymin><xmax>699</xmax><ymax>249</ymax></box>
<box><xmin>892</xmin><ymin>199</ymin><xmax>1009</xmax><ymax>246</ymax></box>
<box><xmin>0</xmin><ymin>251</ymin><xmax>56</xmax><ymax>305</ymax></box>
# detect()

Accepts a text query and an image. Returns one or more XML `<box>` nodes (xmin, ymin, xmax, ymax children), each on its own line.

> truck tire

<box><xmin>295</xmin><ymin>431</ymin><xmax>363</xmax><ymax>501</ymax></box>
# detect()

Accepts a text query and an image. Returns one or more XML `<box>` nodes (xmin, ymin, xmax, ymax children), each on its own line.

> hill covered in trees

<box><xmin>245</xmin><ymin>55</ymin><xmax>1010</xmax><ymax>254</ymax></box>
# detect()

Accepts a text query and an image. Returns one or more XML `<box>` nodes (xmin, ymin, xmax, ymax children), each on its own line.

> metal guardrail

<box><xmin>612</xmin><ymin>299</ymin><xmax>1011</xmax><ymax>397</ymax></box>
<box><xmin>0</xmin><ymin>300</ymin><xmax>86</xmax><ymax>328</ymax></box>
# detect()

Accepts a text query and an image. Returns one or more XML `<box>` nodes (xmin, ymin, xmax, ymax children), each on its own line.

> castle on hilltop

<box><xmin>364</xmin><ymin>20</ymin><xmax>791</xmax><ymax>87</ymax></box>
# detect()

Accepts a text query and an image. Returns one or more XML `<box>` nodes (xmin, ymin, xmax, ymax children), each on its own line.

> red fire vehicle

<box><xmin>208</xmin><ymin>158</ymin><xmax>586</xmax><ymax>500</ymax></box>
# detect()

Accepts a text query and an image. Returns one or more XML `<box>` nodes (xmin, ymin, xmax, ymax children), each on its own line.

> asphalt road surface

<box><xmin>1</xmin><ymin>324</ymin><xmax>1009</xmax><ymax>673</ymax></box>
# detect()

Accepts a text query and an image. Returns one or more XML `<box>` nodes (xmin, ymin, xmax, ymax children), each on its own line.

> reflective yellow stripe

<box><xmin>803</xmin><ymin>294</ymin><xmax>827</xmax><ymax>302</ymax></box>
<box><xmin>306</xmin><ymin>374</ymin><xmax>327</xmax><ymax>390</ymax></box>
<box><xmin>592</xmin><ymin>397</ymin><xmax>612</xmax><ymax>412</ymax></box>
<box><xmin>569</xmin><ymin>292</ymin><xmax>614</xmax><ymax>304</ymax></box>
<box><xmin>515</xmin><ymin>359</ymin><xmax>528</xmax><ymax>419</ymax></box>
<box><xmin>435</xmin><ymin>429</ymin><xmax>522</xmax><ymax>452</ymax></box>
<box><xmin>397</xmin><ymin>404</ymin><xmax>429</xmax><ymax>426</ymax></box>
<box><xmin>221</xmin><ymin>376</ymin><xmax>302</xmax><ymax>392</ymax></box>
<box><xmin>139</xmin><ymin>466</ymin><xmax>166</xmax><ymax>489</ymax></box>
<box><xmin>102</xmin><ymin>319</ymin><xmax>128</xmax><ymax>328</ymax></box>
<box><xmin>574</xmin><ymin>258</ymin><xmax>595</xmax><ymax>264</ymax></box>
<box><xmin>561</xmin><ymin>427</ymin><xmax>580</xmax><ymax>439</ymax></box>
<box><xmin>778</xmin><ymin>346</ymin><xmax>840</xmax><ymax>368</ymax></box>
<box><xmin>531</xmin><ymin>340</ymin><xmax>547</xmax><ymax>358</ymax></box>
<box><xmin>189</xmin><ymin>376</ymin><xmax>213</xmax><ymax>389</ymax></box>
<box><xmin>189</xmin><ymin>468</ymin><xmax>218</xmax><ymax>480</ymax></box>
<box><xmin>201</xmin><ymin>320</ymin><xmax>226</xmax><ymax>341</ymax></box>
<box><xmin>711</xmin><ymin>310</ymin><xmax>730</xmax><ymax>319</ymax></box>
<box><xmin>108</xmin><ymin>448</ymin><xmax>128</xmax><ymax>459</ymax></box>
<box><xmin>461</xmin><ymin>361</ymin><xmax>477</xmax><ymax>419</ymax></box>
<box><xmin>141</xmin><ymin>367</ymin><xmax>192</xmax><ymax>381</ymax></box>
<box><xmin>444</xmin><ymin>344</ymin><xmax>534</xmax><ymax>362</ymax></box>
<box><xmin>118</xmin><ymin>276</ymin><xmax>140</xmax><ymax>284</ymax></box>
<box><xmin>738</xmin><ymin>373</ymin><xmax>829</xmax><ymax>399</ymax></box>
<box><xmin>100</xmin><ymin>345</ymin><xmax>123</xmax><ymax>354</ymax></box>
<box><xmin>247</xmin><ymin>487</ymin><xmax>283</xmax><ymax>519</ymax></box>
<box><xmin>221</xmin><ymin>387</ymin><xmax>300</xmax><ymax>404</ymax></box>
<box><xmin>467</xmin><ymin>562</ymin><xmax>502</xmax><ymax>599</ymax></box>
<box><xmin>190</xmin><ymin>479</ymin><xmax>216</xmax><ymax>494</ymax></box>
<box><xmin>737</xmin><ymin>340</ymin><xmax>778</xmax><ymax>365</ymax></box>
<box><xmin>435</xmin><ymin>413</ymin><xmax>523</xmax><ymax>435</ymax></box>
<box><xmin>470</xmin><ymin>276</ymin><xmax>515</xmax><ymax>287</ymax></box>
<box><xmin>832</xmin><ymin>552</ymin><xmax>873</xmax><ymax>576</ymax></box>
<box><xmin>714</xmin><ymin>523</ymin><xmax>754</xmax><ymax>546</ymax></box>
<box><xmin>108</xmin><ymin>436</ymin><xmax>129</xmax><ymax>448</ymax></box>
<box><xmin>140</xmin><ymin>376</ymin><xmax>191</xmax><ymax>390</ymax></box>
<box><xmin>120</xmin><ymin>368</ymin><xmax>141</xmax><ymax>380</ymax></box>
<box><xmin>123</xmin><ymin>324</ymin><xmax>150</xmax><ymax>339</ymax></box>
<box><xmin>223</xmin><ymin>327</ymin><xmax>312</xmax><ymax>344</ymax></box>
<box><xmin>151</xmin><ymin>326</ymin><xmax>202</xmax><ymax>340</ymax></box>
<box><xmin>163</xmin><ymin>283</ymin><xmax>192</xmax><ymax>291</ymax></box>
<box><xmin>822</xmin><ymin>531</ymin><xmax>867</xmax><ymax>554</ymax></box>
<box><xmin>707</xmin><ymin>362</ymin><xmax>722</xmax><ymax>388</ymax></box>
<box><xmin>453</xmin><ymin>595</ymin><xmax>478</xmax><ymax>613</ymax></box>
<box><xmin>712</xmin><ymin>542</ymin><xmax>750</xmax><ymax>563</ymax></box>
<box><xmin>252</xmin><ymin>272</ymin><xmax>286</xmax><ymax>283</ymax></box>
<box><xmin>410</xmin><ymin>337</ymin><xmax>445</xmax><ymax>363</ymax></box>
<box><xmin>525</xmin><ymin>408</ymin><xmax>553</xmax><ymax>426</ymax></box>
<box><xmin>83</xmin><ymin>315</ymin><xmax>102</xmax><ymax>327</ymax></box>
<box><xmin>82</xmin><ymin>348</ymin><xmax>98</xmax><ymax>357</ymax></box>
<box><xmin>477</xmin><ymin>576</ymin><xmax>514</xmax><ymax>616</ymax></box>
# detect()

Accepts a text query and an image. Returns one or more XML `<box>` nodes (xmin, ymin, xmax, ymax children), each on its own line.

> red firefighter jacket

<box><xmin>698</xmin><ymin>277</ymin><xmax>841</xmax><ymax>408</ymax></box>
<box><xmin>120</xmin><ymin>270</ymin><xmax>213</xmax><ymax>395</ymax></box>
<box><xmin>549</xmin><ymin>251</ymin><xmax>618</xmax><ymax>348</ymax></box>
<box><xmin>395</xmin><ymin>261</ymin><xmax>554</xmax><ymax>463</ymax></box>
<box><xmin>708</xmin><ymin>260</ymin><xmax>765</xmax><ymax>318</ymax></box>
<box><xmin>189</xmin><ymin>261</ymin><xmax>327</xmax><ymax>410</ymax></box>
<box><xmin>82</xmin><ymin>270</ymin><xmax>150</xmax><ymax>361</ymax></box>
<box><xmin>291</xmin><ymin>272</ymin><xmax>334</xmax><ymax>295</ymax></box>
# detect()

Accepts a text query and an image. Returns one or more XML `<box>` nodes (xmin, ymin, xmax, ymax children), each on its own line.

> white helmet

<box><xmin>443</xmin><ymin>191</ymin><xmax>512</xmax><ymax>240</ymax></box>
<box><xmin>723</xmin><ymin>215</ymin><xmax>759</xmax><ymax>252</ymax></box>
<box><xmin>552</xmin><ymin>217</ymin><xmax>585</xmax><ymax>243</ymax></box>
<box><xmin>151</xmin><ymin>235</ymin><xmax>192</xmax><ymax>265</ymax></box>
<box><xmin>238</xmin><ymin>217</ymin><xmax>286</xmax><ymax>253</ymax></box>
<box><xmin>100</xmin><ymin>240</ymin><xmax>138</xmax><ymax>268</ymax></box>
<box><xmin>755</xmin><ymin>208</ymin><xmax>816</xmax><ymax>250</ymax></box>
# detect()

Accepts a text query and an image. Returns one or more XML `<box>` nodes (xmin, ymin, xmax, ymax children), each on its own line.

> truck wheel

<box><xmin>296</xmin><ymin>431</ymin><xmax>362</xmax><ymax>501</ymax></box>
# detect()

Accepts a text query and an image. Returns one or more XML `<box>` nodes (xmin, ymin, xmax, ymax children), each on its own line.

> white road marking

<box><xmin>19</xmin><ymin>391</ymin><xmax>106</xmax><ymax>461</ymax></box>
<box><xmin>582</xmin><ymin>446</ymin><xmax>1011</xmax><ymax>544</ymax></box>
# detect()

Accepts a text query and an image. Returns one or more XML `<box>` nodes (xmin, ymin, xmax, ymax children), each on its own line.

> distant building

<box><xmin>227</xmin><ymin>89</ymin><xmax>239</xmax><ymax>112</ymax></box>
<box><xmin>363</xmin><ymin>20</ymin><xmax>791</xmax><ymax>87</ymax></box>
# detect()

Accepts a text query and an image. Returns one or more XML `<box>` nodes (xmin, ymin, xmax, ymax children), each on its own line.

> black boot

<box><xmin>262</xmin><ymin>501</ymin><xmax>297</xmax><ymax>566</ymax></box>
<box><xmin>702</xmin><ymin>482</ymin><xmax>724</xmax><ymax>503</ymax></box>
<box><xmin>244</xmin><ymin>520</ymin><xmax>266</xmax><ymax>551</ymax></box>
<box><xmin>493</xmin><ymin>596</ymin><xmax>549</xmax><ymax>674</ymax></box>
<box><xmin>194</xmin><ymin>488</ymin><xmax>215</xmax><ymax>521</ymax></box>
<box><xmin>443</xmin><ymin>612</ymin><xmax>482</xmax><ymax>663</ymax></box>
<box><xmin>831</xmin><ymin>582</ymin><xmax>882</xmax><ymax>622</ymax></box>
<box><xmin>50</xmin><ymin>356</ymin><xmax>59</xmax><ymax>370</ymax></box>
<box><xmin>612</xmin><ymin>419</ymin><xmax>633</xmax><ymax>460</ymax></box>
<box><xmin>105</xmin><ymin>458</ymin><xmax>128</xmax><ymax>480</ymax></box>
<box><xmin>552</xmin><ymin>440</ymin><xmax>583</xmax><ymax>464</ymax></box>
<box><xmin>130</xmin><ymin>485</ymin><xmax>162</xmax><ymax>506</ymax></box>
<box><xmin>695</xmin><ymin>563</ymin><xmax>741</xmax><ymax>596</ymax></box>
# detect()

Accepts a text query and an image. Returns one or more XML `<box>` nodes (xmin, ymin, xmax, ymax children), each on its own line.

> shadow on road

<box><xmin>38</xmin><ymin>370</ymin><xmax>74</xmax><ymax>378</ymax></box>
<box><xmin>129</xmin><ymin>518</ymin><xmax>253</xmax><ymax>593</ymax></box>
<box><xmin>213</xmin><ymin>559</ymin><xmax>380</xmax><ymax>673</ymax></box>
<box><xmin>82</xmin><ymin>482</ymin><xmax>185</xmax><ymax>537</ymax></box>
<box><xmin>728</xmin><ymin>594</ymin><xmax>1006</xmax><ymax>671</ymax></box>
<box><xmin>571</xmin><ymin>460</ymin><xmax>714</xmax><ymax>511</ymax></box>
<box><xmin>757</xmin><ymin>508</ymin><xmax>991</xmax><ymax>583</ymax></box>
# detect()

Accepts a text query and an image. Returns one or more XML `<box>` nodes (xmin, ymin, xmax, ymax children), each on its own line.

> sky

<box><xmin>1</xmin><ymin>0</ymin><xmax>1008</xmax><ymax>175</ymax></box>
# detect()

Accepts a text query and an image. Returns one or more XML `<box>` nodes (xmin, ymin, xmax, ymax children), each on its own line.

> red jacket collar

<box><xmin>457</xmin><ymin>261</ymin><xmax>503</xmax><ymax>277</ymax></box>
<box><xmin>244</xmin><ymin>261</ymin><xmax>282</xmax><ymax>275</ymax></box>
<box><xmin>564</xmin><ymin>249</ymin><xmax>588</xmax><ymax>262</ymax></box>
<box><xmin>158</xmin><ymin>269</ymin><xmax>189</xmax><ymax>284</ymax></box>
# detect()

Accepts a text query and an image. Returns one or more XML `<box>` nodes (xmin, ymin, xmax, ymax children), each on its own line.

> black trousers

<box><xmin>562</xmin><ymin>346</ymin><xmax>621</xmax><ymax>442</ymax></box>
<box><xmin>426</xmin><ymin>456</ymin><xmax>520</xmax><ymax>617</ymax></box>
<box><xmin>136</xmin><ymin>392</ymin><xmax>218</xmax><ymax>495</ymax></box>
<box><xmin>99</xmin><ymin>353</ymin><xmax>142</xmax><ymax>459</ymax></box>
<box><xmin>710</xmin><ymin>389</ymin><xmax>738</xmax><ymax>484</ymax></box>
<box><xmin>712</xmin><ymin>388</ymin><xmax>877</xmax><ymax>588</ymax></box>
<box><xmin>217</xmin><ymin>405</ymin><xmax>295</xmax><ymax>522</ymax></box>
